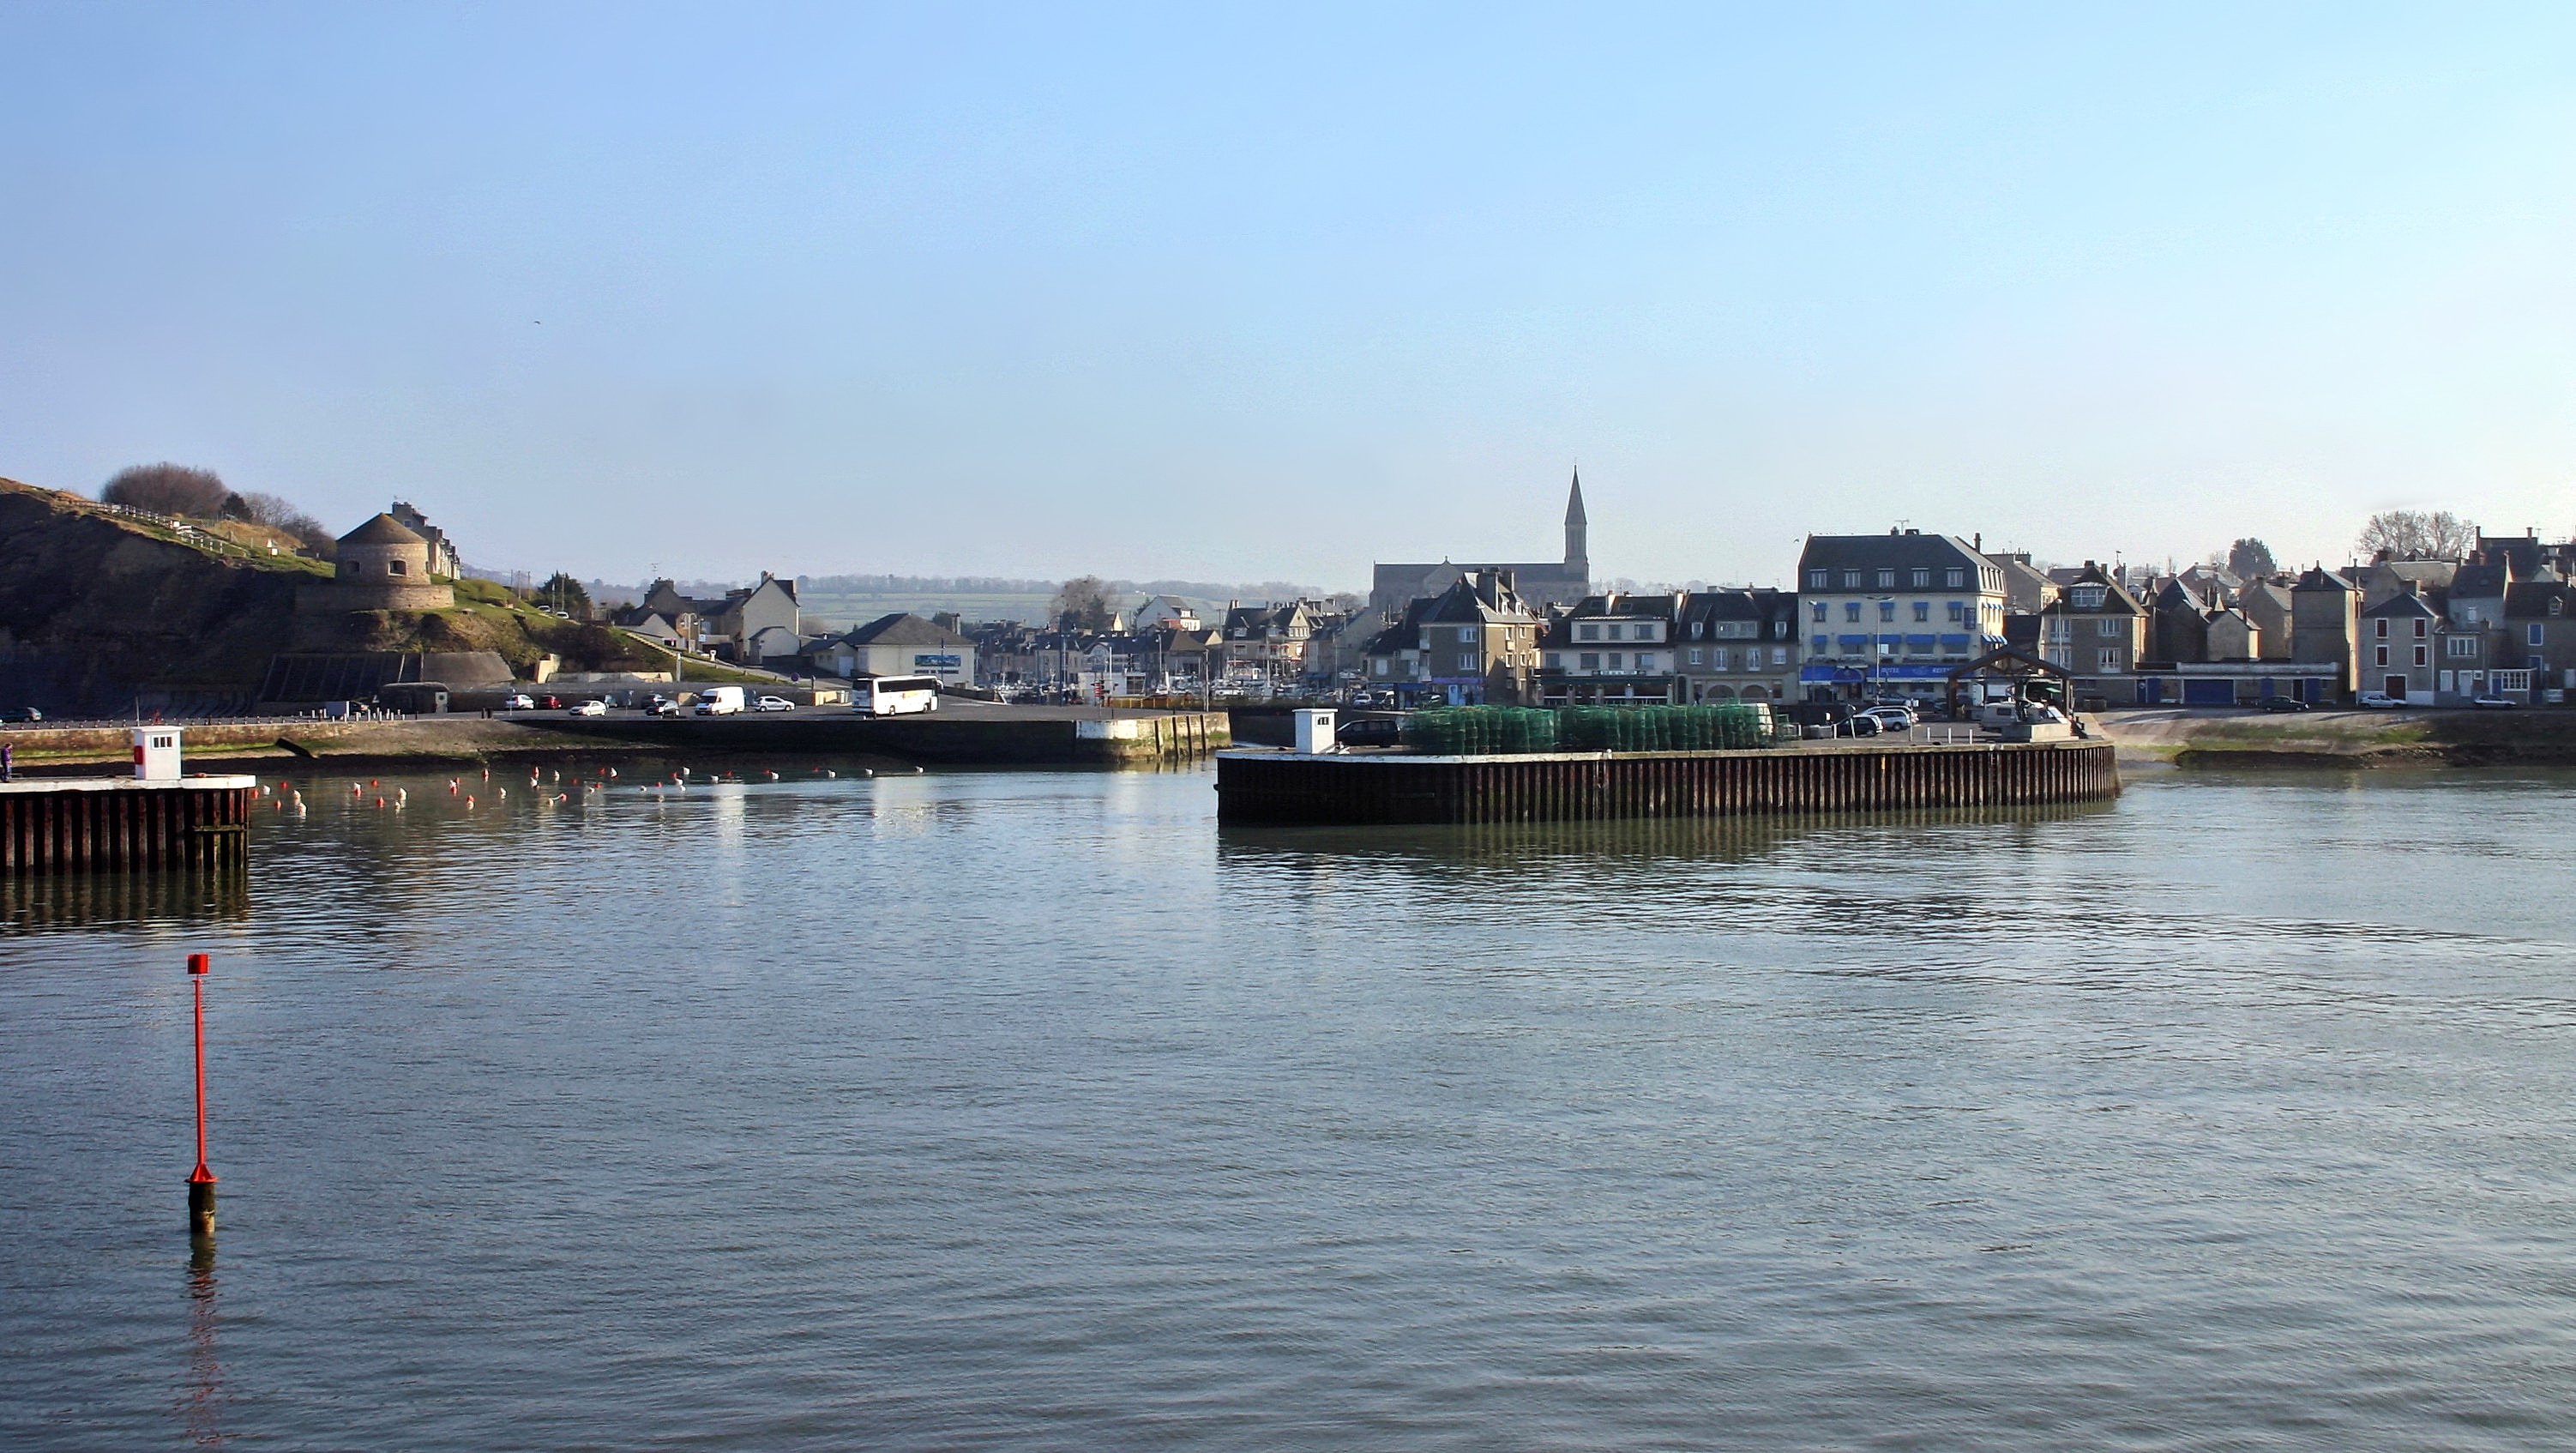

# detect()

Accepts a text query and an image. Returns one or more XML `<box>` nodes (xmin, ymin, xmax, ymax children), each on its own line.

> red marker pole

<box><xmin>186</xmin><ymin>953</ymin><xmax>217</xmax><ymax>1238</ymax></box>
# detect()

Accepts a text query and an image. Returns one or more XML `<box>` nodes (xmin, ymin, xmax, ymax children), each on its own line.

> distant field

<box><xmin>799</xmin><ymin>591</ymin><xmax>1237</xmax><ymax>630</ymax></box>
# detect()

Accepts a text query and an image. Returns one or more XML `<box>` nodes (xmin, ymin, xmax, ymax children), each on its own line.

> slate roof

<box><xmin>2362</xmin><ymin>591</ymin><xmax>2441</xmax><ymax>618</ymax></box>
<box><xmin>2504</xmin><ymin>582</ymin><xmax>2576</xmax><ymax>617</ymax></box>
<box><xmin>1798</xmin><ymin>533</ymin><xmax>1986</xmax><ymax>578</ymax></box>
<box><xmin>2451</xmin><ymin>564</ymin><xmax>2510</xmax><ymax>599</ymax></box>
<box><xmin>840</xmin><ymin>612</ymin><xmax>973</xmax><ymax>648</ymax></box>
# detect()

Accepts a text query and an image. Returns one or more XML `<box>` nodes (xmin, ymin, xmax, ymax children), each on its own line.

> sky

<box><xmin>4</xmin><ymin>2</ymin><xmax>2574</xmax><ymax>591</ymax></box>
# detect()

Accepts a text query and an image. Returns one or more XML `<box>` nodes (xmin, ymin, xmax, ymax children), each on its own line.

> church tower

<box><xmin>1562</xmin><ymin>467</ymin><xmax>1589</xmax><ymax>581</ymax></box>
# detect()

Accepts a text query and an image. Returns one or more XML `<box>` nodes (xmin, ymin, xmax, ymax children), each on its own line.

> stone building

<box><xmin>2290</xmin><ymin>566</ymin><xmax>2361</xmax><ymax>696</ymax></box>
<box><xmin>296</xmin><ymin>513</ymin><xmax>455</xmax><ymax>615</ymax></box>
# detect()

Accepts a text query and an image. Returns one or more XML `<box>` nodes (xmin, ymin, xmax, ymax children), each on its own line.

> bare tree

<box><xmin>2356</xmin><ymin>509</ymin><xmax>2477</xmax><ymax>561</ymax></box>
<box><xmin>1050</xmin><ymin>576</ymin><xmax>1117</xmax><ymax>632</ymax></box>
<box><xmin>101</xmin><ymin>462</ymin><xmax>229</xmax><ymax>517</ymax></box>
<box><xmin>2226</xmin><ymin>538</ymin><xmax>2277</xmax><ymax>578</ymax></box>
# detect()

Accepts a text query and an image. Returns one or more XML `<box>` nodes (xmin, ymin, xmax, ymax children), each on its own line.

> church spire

<box><xmin>1562</xmin><ymin>467</ymin><xmax>1588</xmax><ymax>577</ymax></box>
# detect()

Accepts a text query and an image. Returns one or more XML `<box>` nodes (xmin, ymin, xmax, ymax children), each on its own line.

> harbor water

<box><xmin>7</xmin><ymin>763</ymin><xmax>2576</xmax><ymax>1450</ymax></box>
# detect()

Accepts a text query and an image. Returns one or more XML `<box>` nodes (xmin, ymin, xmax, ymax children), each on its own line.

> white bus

<box><xmin>855</xmin><ymin>676</ymin><xmax>942</xmax><ymax>716</ymax></box>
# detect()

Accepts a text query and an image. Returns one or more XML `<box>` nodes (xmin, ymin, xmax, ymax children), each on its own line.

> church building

<box><xmin>1368</xmin><ymin>470</ymin><xmax>1593</xmax><ymax>620</ymax></box>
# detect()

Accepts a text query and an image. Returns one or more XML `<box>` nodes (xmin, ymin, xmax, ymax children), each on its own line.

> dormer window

<box><xmin>2071</xmin><ymin>587</ymin><xmax>2104</xmax><ymax>609</ymax></box>
<box><xmin>1691</xmin><ymin>621</ymin><xmax>1705</xmax><ymax>639</ymax></box>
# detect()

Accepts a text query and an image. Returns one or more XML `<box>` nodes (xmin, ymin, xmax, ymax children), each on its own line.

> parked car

<box><xmin>2259</xmin><ymin>696</ymin><xmax>2311</xmax><ymax>712</ymax></box>
<box><xmin>2356</xmin><ymin>690</ymin><xmax>2406</xmax><ymax>708</ymax></box>
<box><xmin>568</xmin><ymin>699</ymin><xmax>608</xmax><ymax>716</ymax></box>
<box><xmin>753</xmin><ymin>695</ymin><xmax>796</xmax><ymax>713</ymax></box>
<box><xmin>1335</xmin><ymin>717</ymin><xmax>1404</xmax><ymax>748</ymax></box>
<box><xmin>537</xmin><ymin>695</ymin><xmax>563</xmax><ymax>709</ymax></box>
<box><xmin>649</xmin><ymin>699</ymin><xmax>682</xmax><ymax>717</ymax></box>
<box><xmin>502</xmin><ymin>693</ymin><xmax>536</xmax><ymax>711</ymax></box>
<box><xmin>0</xmin><ymin>706</ymin><xmax>42</xmax><ymax>723</ymax></box>
<box><xmin>1838</xmin><ymin>713</ymin><xmax>1884</xmax><ymax>737</ymax></box>
<box><xmin>2472</xmin><ymin>694</ymin><xmax>2521</xmax><ymax>709</ymax></box>
<box><xmin>1858</xmin><ymin>706</ymin><xmax>1915</xmax><ymax>731</ymax></box>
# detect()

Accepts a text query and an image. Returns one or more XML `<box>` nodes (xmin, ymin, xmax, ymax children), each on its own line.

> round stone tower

<box><xmin>296</xmin><ymin>512</ymin><xmax>456</xmax><ymax>612</ymax></box>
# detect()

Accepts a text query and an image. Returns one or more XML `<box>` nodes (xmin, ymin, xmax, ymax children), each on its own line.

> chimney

<box><xmin>1974</xmin><ymin>533</ymin><xmax>1983</xmax><ymax>552</ymax></box>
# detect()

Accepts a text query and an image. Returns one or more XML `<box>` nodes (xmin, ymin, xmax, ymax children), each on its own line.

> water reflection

<box><xmin>0</xmin><ymin>865</ymin><xmax>249</xmax><ymax>930</ymax></box>
<box><xmin>178</xmin><ymin>1241</ymin><xmax>226</xmax><ymax>1447</ymax></box>
<box><xmin>1216</xmin><ymin>798</ymin><xmax>2118</xmax><ymax>869</ymax></box>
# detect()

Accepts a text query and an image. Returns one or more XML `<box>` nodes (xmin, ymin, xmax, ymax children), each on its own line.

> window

<box><xmin>388</xmin><ymin>558</ymin><xmax>406</xmax><ymax>576</ymax></box>
<box><xmin>1373</xmin><ymin>660</ymin><xmax>1389</xmax><ymax>676</ymax></box>
<box><xmin>1686</xmin><ymin>648</ymin><xmax>1704</xmax><ymax>666</ymax></box>
<box><xmin>2412</xmin><ymin>618</ymin><xmax>2427</xmax><ymax>639</ymax></box>
<box><xmin>1811</xmin><ymin>634</ymin><xmax>1828</xmax><ymax>655</ymax></box>
<box><xmin>1947</xmin><ymin>601</ymin><xmax>1965</xmax><ymax>623</ymax></box>
<box><xmin>1579</xmin><ymin>652</ymin><xmax>1600</xmax><ymax>669</ymax></box>
<box><xmin>2098</xmin><ymin>618</ymin><xmax>2121</xmax><ymax>637</ymax></box>
<box><xmin>2530</xmin><ymin>624</ymin><xmax>2545</xmax><ymax>645</ymax></box>
<box><xmin>1843</xmin><ymin>570</ymin><xmax>1863</xmax><ymax>588</ymax></box>
<box><xmin>2375</xmin><ymin>618</ymin><xmax>2389</xmax><ymax>639</ymax></box>
<box><xmin>1773</xmin><ymin>646</ymin><xmax>1789</xmax><ymax>666</ymax></box>
<box><xmin>1945</xmin><ymin>568</ymin><xmax>1965</xmax><ymax>588</ymax></box>
<box><xmin>2374</xmin><ymin>646</ymin><xmax>2389</xmax><ymax>666</ymax></box>
<box><xmin>1542</xmin><ymin>654</ymin><xmax>1559</xmax><ymax>670</ymax></box>
<box><xmin>1878</xmin><ymin>601</ymin><xmax>1896</xmax><ymax>622</ymax></box>
<box><xmin>1635</xmin><ymin>653</ymin><xmax>1655</xmax><ymax>671</ymax></box>
<box><xmin>1809</xmin><ymin>570</ymin><xmax>1828</xmax><ymax>589</ymax></box>
<box><xmin>1812</xmin><ymin>603</ymin><xmax>1829</xmax><ymax>623</ymax></box>
<box><xmin>1606</xmin><ymin>652</ymin><xmax>1624</xmax><ymax>668</ymax></box>
<box><xmin>2447</xmin><ymin>636</ymin><xmax>2479</xmax><ymax>658</ymax></box>
<box><xmin>1707</xmin><ymin>648</ymin><xmax>1726</xmax><ymax>670</ymax></box>
<box><xmin>1845</xmin><ymin>603</ymin><xmax>1863</xmax><ymax>623</ymax></box>
<box><xmin>1459</xmin><ymin>626</ymin><xmax>1478</xmax><ymax>644</ymax></box>
<box><xmin>2071</xmin><ymin>587</ymin><xmax>2104</xmax><ymax>609</ymax></box>
<box><xmin>2413</xmin><ymin>645</ymin><xmax>2428</xmax><ymax>667</ymax></box>
<box><xmin>1578</xmin><ymin>624</ymin><xmax>1599</xmax><ymax>641</ymax></box>
<box><xmin>1691</xmin><ymin>620</ymin><xmax>1705</xmax><ymax>639</ymax></box>
<box><xmin>1604</xmin><ymin>624</ymin><xmax>1622</xmax><ymax>641</ymax></box>
<box><xmin>1911</xmin><ymin>568</ymin><xmax>1929</xmax><ymax>588</ymax></box>
<box><xmin>1875</xmin><ymin>569</ymin><xmax>1895</xmax><ymax>588</ymax></box>
<box><xmin>1912</xmin><ymin>602</ymin><xmax>1930</xmax><ymax>622</ymax></box>
<box><xmin>2098</xmin><ymin>648</ymin><xmax>2122</xmax><ymax>670</ymax></box>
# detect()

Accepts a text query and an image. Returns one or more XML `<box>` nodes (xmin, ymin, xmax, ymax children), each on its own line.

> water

<box><xmin>7</xmin><ymin>763</ymin><xmax>2576</xmax><ymax>1450</ymax></box>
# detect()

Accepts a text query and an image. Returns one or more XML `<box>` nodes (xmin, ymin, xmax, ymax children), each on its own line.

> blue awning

<box><xmin>1836</xmin><ymin>634</ymin><xmax>1869</xmax><ymax>647</ymax></box>
<box><xmin>1877</xmin><ymin>634</ymin><xmax>1905</xmax><ymax>645</ymax></box>
<box><xmin>1940</xmin><ymin>633</ymin><xmax>1971</xmax><ymax>646</ymax></box>
<box><xmin>1905</xmin><ymin>634</ymin><xmax>1936</xmax><ymax>645</ymax></box>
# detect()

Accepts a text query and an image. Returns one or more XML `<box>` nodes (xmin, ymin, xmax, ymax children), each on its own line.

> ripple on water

<box><xmin>3</xmin><ymin>767</ymin><xmax>2576</xmax><ymax>1450</ymax></box>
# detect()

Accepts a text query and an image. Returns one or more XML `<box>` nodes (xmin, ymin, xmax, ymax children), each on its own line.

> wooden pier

<box><xmin>1214</xmin><ymin>740</ymin><xmax>2119</xmax><ymax>826</ymax></box>
<box><xmin>0</xmin><ymin>776</ymin><xmax>258</xmax><ymax>873</ymax></box>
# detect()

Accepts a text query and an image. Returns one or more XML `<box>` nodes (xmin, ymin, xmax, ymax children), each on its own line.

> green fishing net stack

<box><xmin>1556</xmin><ymin>702</ymin><xmax>1775</xmax><ymax>751</ymax></box>
<box><xmin>1397</xmin><ymin>702</ymin><xmax>1778</xmax><ymax>754</ymax></box>
<box><xmin>1399</xmin><ymin>707</ymin><xmax>1561</xmax><ymax>755</ymax></box>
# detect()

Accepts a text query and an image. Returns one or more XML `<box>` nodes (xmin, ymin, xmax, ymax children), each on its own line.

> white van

<box><xmin>856</xmin><ymin>676</ymin><xmax>942</xmax><ymax>716</ymax></box>
<box><xmin>693</xmin><ymin>685</ymin><xmax>746</xmax><ymax>716</ymax></box>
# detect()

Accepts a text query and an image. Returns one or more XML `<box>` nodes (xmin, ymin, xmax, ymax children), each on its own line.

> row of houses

<box><xmin>1355</xmin><ymin>528</ymin><xmax>2576</xmax><ymax>708</ymax></box>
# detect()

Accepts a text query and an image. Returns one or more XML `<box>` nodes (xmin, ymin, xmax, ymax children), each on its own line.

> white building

<box><xmin>1796</xmin><ymin>531</ymin><xmax>2008</xmax><ymax>699</ymax></box>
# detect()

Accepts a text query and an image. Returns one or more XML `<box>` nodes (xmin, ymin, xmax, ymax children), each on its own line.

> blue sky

<box><xmin>4</xmin><ymin>3</ymin><xmax>2573</xmax><ymax>588</ymax></box>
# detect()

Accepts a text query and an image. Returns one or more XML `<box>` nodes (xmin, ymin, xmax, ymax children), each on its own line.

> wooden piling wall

<box><xmin>1214</xmin><ymin>741</ymin><xmax>2119</xmax><ymax>825</ymax></box>
<box><xmin>0</xmin><ymin>780</ymin><xmax>256</xmax><ymax>874</ymax></box>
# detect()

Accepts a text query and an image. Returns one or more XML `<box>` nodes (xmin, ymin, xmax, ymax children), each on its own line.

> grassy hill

<box><xmin>0</xmin><ymin>478</ymin><xmax>699</xmax><ymax>706</ymax></box>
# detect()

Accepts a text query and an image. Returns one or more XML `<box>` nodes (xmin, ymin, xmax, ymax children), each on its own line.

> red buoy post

<box><xmin>187</xmin><ymin>953</ymin><xmax>217</xmax><ymax>1238</ymax></box>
